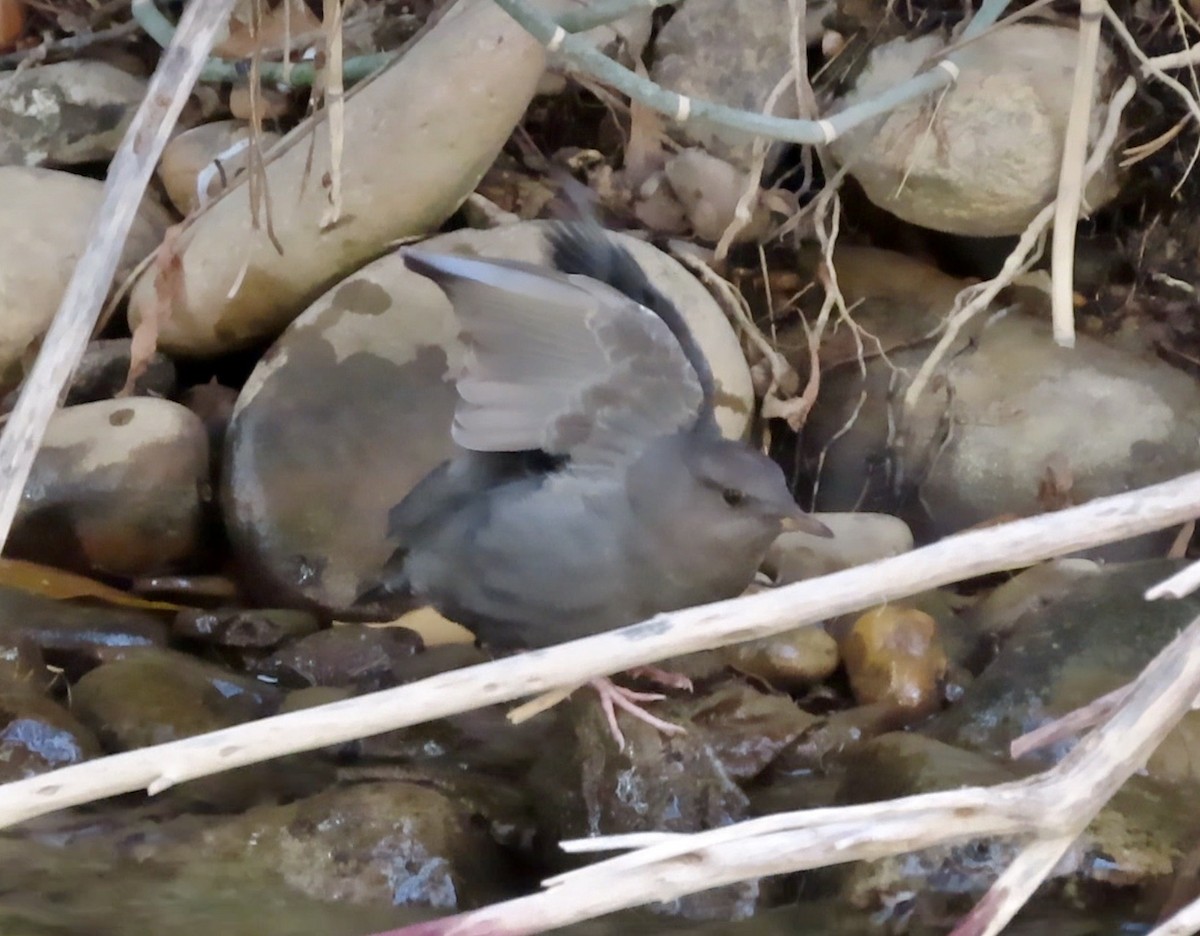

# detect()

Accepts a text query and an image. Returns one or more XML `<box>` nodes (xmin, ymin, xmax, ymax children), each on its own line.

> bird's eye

<box><xmin>722</xmin><ymin>488</ymin><xmax>745</xmax><ymax>507</ymax></box>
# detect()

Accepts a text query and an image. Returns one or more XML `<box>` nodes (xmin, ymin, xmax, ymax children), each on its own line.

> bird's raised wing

<box><xmin>403</xmin><ymin>242</ymin><xmax>711</xmax><ymax>468</ymax></box>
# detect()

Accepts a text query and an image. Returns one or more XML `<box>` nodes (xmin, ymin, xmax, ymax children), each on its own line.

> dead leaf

<box><xmin>122</xmin><ymin>223</ymin><xmax>185</xmax><ymax>396</ymax></box>
<box><xmin>1037</xmin><ymin>453</ymin><xmax>1074</xmax><ymax>511</ymax></box>
<box><xmin>0</xmin><ymin>0</ymin><xmax>24</xmax><ymax>50</ymax></box>
<box><xmin>0</xmin><ymin>558</ymin><xmax>181</xmax><ymax>611</ymax></box>
<box><xmin>215</xmin><ymin>0</ymin><xmax>323</xmax><ymax>59</ymax></box>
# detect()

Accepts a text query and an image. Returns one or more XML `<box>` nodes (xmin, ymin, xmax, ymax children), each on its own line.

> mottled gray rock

<box><xmin>650</xmin><ymin>0</ymin><xmax>830</xmax><ymax>169</ymax></box>
<box><xmin>807</xmin><ymin>311</ymin><xmax>1200</xmax><ymax>556</ymax></box>
<box><xmin>829</xmin><ymin>24</ymin><xmax>1121</xmax><ymax>235</ymax></box>
<box><xmin>0</xmin><ymin>60</ymin><xmax>146</xmax><ymax>166</ymax></box>
<box><xmin>171</xmin><ymin>782</ymin><xmax>511</xmax><ymax>909</ymax></box>
<box><xmin>10</xmin><ymin>398</ymin><xmax>210</xmax><ymax>576</ymax></box>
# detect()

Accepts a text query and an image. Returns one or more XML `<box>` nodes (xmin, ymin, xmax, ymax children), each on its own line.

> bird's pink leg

<box><xmin>589</xmin><ymin>676</ymin><xmax>687</xmax><ymax>749</ymax></box>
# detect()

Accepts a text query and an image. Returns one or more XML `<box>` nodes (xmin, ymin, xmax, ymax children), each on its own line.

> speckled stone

<box><xmin>9</xmin><ymin>398</ymin><xmax>210</xmax><ymax>576</ymax></box>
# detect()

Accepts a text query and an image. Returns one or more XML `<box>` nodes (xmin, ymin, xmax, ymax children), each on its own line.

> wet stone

<box><xmin>529</xmin><ymin>683</ymin><xmax>815</xmax><ymax>922</ymax></box>
<box><xmin>354</xmin><ymin>695</ymin><xmax>551</xmax><ymax>778</ymax></box>
<box><xmin>0</xmin><ymin>629</ymin><xmax>48</xmax><ymax>691</ymax></box>
<box><xmin>0</xmin><ymin>686</ymin><xmax>99</xmax><ymax>781</ymax></box>
<box><xmin>257</xmin><ymin>624</ymin><xmax>424</xmax><ymax>691</ymax></box>
<box><xmin>71</xmin><ymin>648</ymin><xmax>282</xmax><ymax>750</ymax></box>
<box><xmin>159</xmin><ymin>781</ymin><xmax>513</xmax><ymax>910</ymax></box>
<box><xmin>173</xmin><ymin>606</ymin><xmax>321</xmax><ymax>650</ymax></box>
<box><xmin>0</xmin><ymin>836</ymin><xmax>420</xmax><ymax>936</ymax></box>
<box><xmin>839</xmin><ymin>605</ymin><xmax>948</xmax><ymax>717</ymax></box>
<box><xmin>0</xmin><ymin>586</ymin><xmax>168</xmax><ymax>679</ymax></box>
<box><xmin>926</xmin><ymin>559</ymin><xmax>1200</xmax><ymax>784</ymax></box>
<box><xmin>9</xmin><ymin>398</ymin><xmax>210</xmax><ymax>577</ymax></box>
<box><xmin>835</xmin><ymin>732</ymin><xmax>1200</xmax><ymax>913</ymax></box>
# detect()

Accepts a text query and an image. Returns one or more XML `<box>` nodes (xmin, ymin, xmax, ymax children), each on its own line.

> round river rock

<box><xmin>222</xmin><ymin>220</ymin><xmax>753</xmax><ymax>616</ymax></box>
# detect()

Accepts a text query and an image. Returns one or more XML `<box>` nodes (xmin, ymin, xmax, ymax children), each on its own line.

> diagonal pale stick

<box><xmin>1</xmin><ymin>470</ymin><xmax>1200</xmax><ymax>829</ymax></box>
<box><xmin>0</xmin><ymin>0</ymin><xmax>239</xmax><ymax>551</ymax></box>
<box><xmin>1048</xmin><ymin>0</ymin><xmax>1103</xmax><ymax>348</ymax></box>
<box><xmin>377</xmin><ymin>611</ymin><xmax>1200</xmax><ymax>936</ymax></box>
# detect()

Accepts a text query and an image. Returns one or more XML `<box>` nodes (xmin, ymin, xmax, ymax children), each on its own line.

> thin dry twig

<box><xmin>1149</xmin><ymin>562</ymin><xmax>1200</xmax><ymax>599</ymax></box>
<box><xmin>377</xmin><ymin>609</ymin><xmax>1200</xmax><ymax>936</ymax></box>
<box><xmin>319</xmin><ymin>0</ymin><xmax>346</xmax><ymax>229</ymax></box>
<box><xmin>668</xmin><ymin>248</ymin><xmax>804</xmax><ymax>427</ymax></box>
<box><xmin>1009</xmin><ymin>683</ymin><xmax>1131</xmax><ymax>758</ymax></box>
<box><xmin>0</xmin><ymin>17</ymin><xmax>139</xmax><ymax>68</ymax></box>
<box><xmin>902</xmin><ymin>75</ymin><xmax>1135</xmax><ymax>412</ymax></box>
<box><xmin>0</xmin><ymin>0</ymin><xmax>238</xmax><ymax>554</ymax></box>
<box><xmin>1049</xmin><ymin>0</ymin><xmax>1102</xmax><ymax>348</ymax></box>
<box><xmin>949</xmin><ymin>835</ymin><xmax>1078</xmax><ymax>936</ymax></box>
<box><xmin>2</xmin><ymin>468</ymin><xmax>1200</xmax><ymax>828</ymax></box>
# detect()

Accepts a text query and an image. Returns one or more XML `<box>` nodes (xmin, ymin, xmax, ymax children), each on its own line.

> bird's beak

<box><xmin>779</xmin><ymin>504</ymin><xmax>834</xmax><ymax>538</ymax></box>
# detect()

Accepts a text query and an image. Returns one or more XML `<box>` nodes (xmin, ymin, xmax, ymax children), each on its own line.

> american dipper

<box><xmin>357</xmin><ymin>222</ymin><xmax>830</xmax><ymax>744</ymax></box>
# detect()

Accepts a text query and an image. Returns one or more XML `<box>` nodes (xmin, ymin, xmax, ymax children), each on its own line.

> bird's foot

<box><xmin>627</xmin><ymin>665</ymin><xmax>694</xmax><ymax>693</ymax></box>
<box><xmin>589</xmin><ymin>676</ymin><xmax>687</xmax><ymax>750</ymax></box>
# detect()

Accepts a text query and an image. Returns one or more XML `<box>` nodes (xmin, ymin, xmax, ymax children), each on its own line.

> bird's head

<box><xmin>683</xmin><ymin>434</ymin><xmax>832</xmax><ymax>540</ymax></box>
<box><xmin>627</xmin><ymin>432</ymin><xmax>831</xmax><ymax>562</ymax></box>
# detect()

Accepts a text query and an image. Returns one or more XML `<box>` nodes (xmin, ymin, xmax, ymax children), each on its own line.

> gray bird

<box><xmin>357</xmin><ymin>222</ymin><xmax>830</xmax><ymax>744</ymax></box>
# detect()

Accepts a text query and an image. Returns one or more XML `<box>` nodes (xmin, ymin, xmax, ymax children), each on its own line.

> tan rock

<box><xmin>0</xmin><ymin>166</ymin><xmax>168</xmax><ymax>388</ymax></box>
<box><xmin>128</xmin><ymin>0</ymin><xmax>547</xmax><ymax>356</ymax></box>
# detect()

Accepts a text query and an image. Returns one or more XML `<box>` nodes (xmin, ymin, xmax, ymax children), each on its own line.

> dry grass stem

<box><xmin>1009</xmin><ymin>683</ymin><xmax>1132</xmax><ymax>758</ymax></box>
<box><xmin>0</xmin><ymin>0</ymin><xmax>239</xmax><ymax>553</ymax></box>
<box><xmin>319</xmin><ymin>0</ymin><xmax>347</xmax><ymax>229</ymax></box>
<box><xmin>667</xmin><ymin>248</ymin><xmax>804</xmax><ymax>426</ymax></box>
<box><xmin>1049</xmin><ymin>0</ymin><xmax>1102</xmax><ymax>348</ymax></box>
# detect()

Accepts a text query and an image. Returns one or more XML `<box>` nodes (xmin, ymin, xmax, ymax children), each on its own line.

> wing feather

<box><xmin>403</xmin><ymin>238</ymin><xmax>708</xmax><ymax>467</ymax></box>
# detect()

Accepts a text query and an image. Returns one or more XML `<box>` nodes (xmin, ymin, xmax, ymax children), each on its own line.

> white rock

<box><xmin>765</xmin><ymin>512</ymin><xmax>914</xmax><ymax>583</ymax></box>
<box><xmin>159</xmin><ymin>121</ymin><xmax>281</xmax><ymax>215</ymax></box>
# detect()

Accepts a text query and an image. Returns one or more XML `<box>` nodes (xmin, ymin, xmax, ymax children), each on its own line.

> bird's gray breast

<box><xmin>407</xmin><ymin>472</ymin><xmax>642</xmax><ymax>648</ymax></box>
